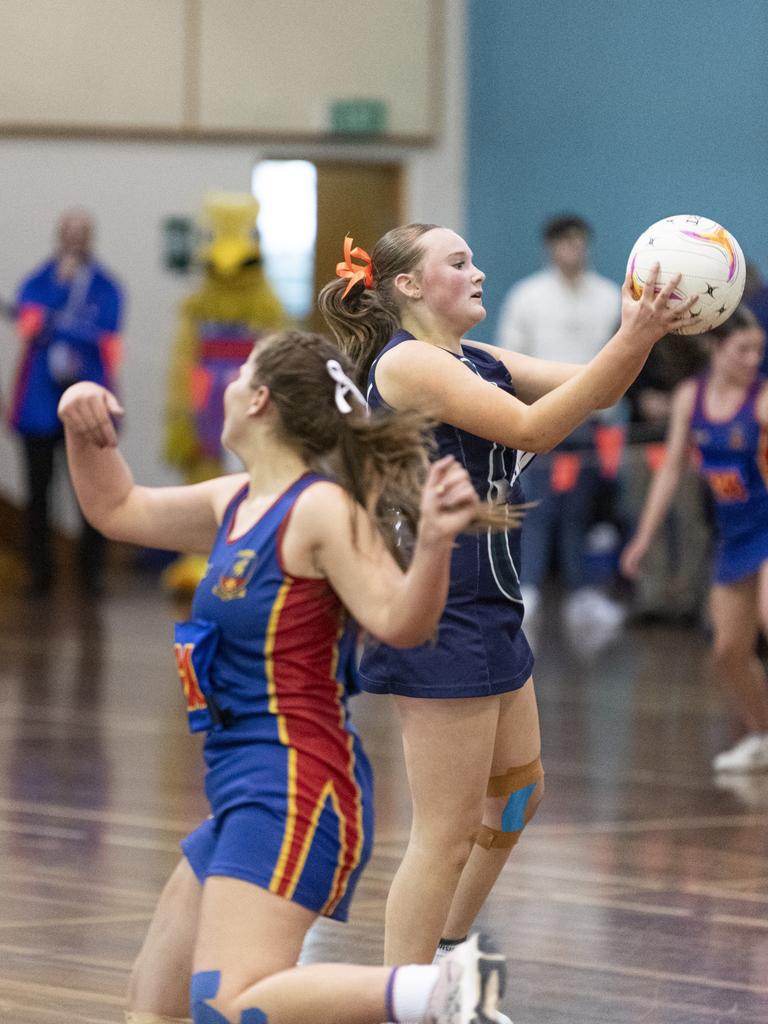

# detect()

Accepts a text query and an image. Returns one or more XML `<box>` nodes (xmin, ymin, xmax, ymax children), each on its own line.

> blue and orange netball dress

<box><xmin>361</xmin><ymin>329</ymin><xmax>534</xmax><ymax>699</ymax></box>
<box><xmin>175</xmin><ymin>473</ymin><xmax>373</xmax><ymax>921</ymax></box>
<box><xmin>690</xmin><ymin>373</ymin><xmax>768</xmax><ymax>584</ymax></box>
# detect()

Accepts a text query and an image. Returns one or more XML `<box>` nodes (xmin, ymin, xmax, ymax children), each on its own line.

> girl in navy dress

<box><xmin>319</xmin><ymin>225</ymin><xmax>695</xmax><ymax>980</ymax></box>
<box><xmin>622</xmin><ymin>306</ymin><xmax>768</xmax><ymax>773</ymax></box>
<box><xmin>58</xmin><ymin>329</ymin><xmax>510</xmax><ymax>1024</ymax></box>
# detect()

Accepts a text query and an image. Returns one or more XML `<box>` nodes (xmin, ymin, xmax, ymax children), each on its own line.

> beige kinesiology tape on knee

<box><xmin>475</xmin><ymin>756</ymin><xmax>544</xmax><ymax>850</ymax></box>
<box><xmin>125</xmin><ymin>1013</ymin><xmax>191</xmax><ymax>1024</ymax></box>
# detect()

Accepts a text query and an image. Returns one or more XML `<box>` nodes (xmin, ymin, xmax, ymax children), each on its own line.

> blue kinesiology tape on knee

<box><xmin>190</xmin><ymin>971</ymin><xmax>267</xmax><ymax>1024</ymax></box>
<box><xmin>500</xmin><ymin>781</ymin><xmax>537</xmax><ymax>833</ymax></box>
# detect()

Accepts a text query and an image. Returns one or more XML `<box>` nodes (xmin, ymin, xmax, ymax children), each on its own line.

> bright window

<box><xmin>252</xmin><ymin>160</ymin><xmax>317</xmax><ymax>320</ymax></box>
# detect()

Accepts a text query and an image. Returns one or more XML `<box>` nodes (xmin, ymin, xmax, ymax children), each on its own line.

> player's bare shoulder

<box><xmin>291</xmin><ymin>478</ymin><xmax>355</xmax><ymax>538</ymax></box>
<box><xmin>377</xmin><ymin>338</ymin><xmax>468</xmax><ymax>410</ymax></box>
<box><xmin>210</xmin><ymin>473</ymin><xmax>250</xmax><ymax>524</ymax></box>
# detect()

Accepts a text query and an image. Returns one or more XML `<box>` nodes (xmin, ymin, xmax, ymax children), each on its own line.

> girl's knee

<box><xmin>191</xmin><ymin>971</ymin><xmax>271</xmax><ymax>1024</ymax></box>
<box><xmin>190</xmin><ymin>972</ymin><xmax>233</xmax><ymax>1024</ymax></box>
<box><xmin>410</xmin><ymin>817</ymin><xmax>481</xmax><ymax>872</ymax></box>
<box><xmin>477</xmin><ymin>760</ymin><xmax>544</xmax><ymax>850</ymax></box>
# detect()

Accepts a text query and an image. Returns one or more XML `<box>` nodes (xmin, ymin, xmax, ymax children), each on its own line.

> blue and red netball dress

<box><xmin>690</xmin><ymin>374</ymin><xmax>768</xmax><ymax>584</ymax></box>
<box><xmin>176</xmin><ymin>473</ymin><xmax>373</xmax><ymax>921</ymax></box>
<box><xmin>361</xmin><ymin>329</ymin><xmax>534</xmax><ymax>698</ymax></box>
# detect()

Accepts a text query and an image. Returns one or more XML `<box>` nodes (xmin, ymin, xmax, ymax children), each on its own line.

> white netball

<box><xmin>626</xmin><ymin>214</ymin><xmax>746</xmax><ymax>335</ymax></box>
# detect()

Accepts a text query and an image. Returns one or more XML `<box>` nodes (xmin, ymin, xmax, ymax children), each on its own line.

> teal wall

<box><xmin>468</xmin><ymin>0</ymin><xmax>768</xmax><ymax>343</ymax></box>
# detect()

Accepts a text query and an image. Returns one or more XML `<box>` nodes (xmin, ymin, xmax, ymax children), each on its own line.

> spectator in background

<box><xmin>621</xmin><ymin>334</ymin><xmax>711</xmax><ymax>623</ymax></box>
<box><xmin>743</xmin><ymin>261</ymin><xmax>768</xmax><ymax>375</ymax></box>
<box><xmin>7</xmin><ymin>209</ymin><xmax>124</xmax><ymax>597</ymax></box>
<box><xmin>496</xmin><ymin>214</ymin><xmax>622</xmax><ymax>630</ymax></box>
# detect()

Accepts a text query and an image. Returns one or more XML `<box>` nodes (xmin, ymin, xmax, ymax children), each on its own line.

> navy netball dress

<box><xmin>360</xmin><ymin>329</ymin><xmax>534</xmax><ymax>698</ymax></box>
<box><xmin>176</xmin><ymin>473</ymin><xmax>373</xmax><ymax>921</ymax></box>
<box><xmin>691</xmin><ymin>373</ymin><xmax>768</xmax><ymax>584</ymax></box>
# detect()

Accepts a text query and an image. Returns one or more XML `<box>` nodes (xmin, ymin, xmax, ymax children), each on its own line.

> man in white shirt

<box><xmin>497</xmin><ymin>215</ymin><xmax>622</xmax><ymax>635</ymax></box>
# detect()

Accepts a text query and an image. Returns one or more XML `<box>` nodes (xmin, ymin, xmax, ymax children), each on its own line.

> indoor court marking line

<box><xmin>529</xmin><ymin>813</ymin><xmax>768</xmax><ymax>834</ymax></box>
<box><xmin>0</xmin><ymin>797</ymin><xmax>198</xmax><ymax>831</ymax></box>
<box><xmin>359</xmin><ymin>867</ymin><xmax>765</xmax><ymax>922</ymax></box>
<box><xmin>0</xmin><ymin>889</ymin><xmax>135</xmax><ymax>913</ymax></box>
<box><xmin>513</xmin><ymin>978</ymin><xmax>756</xmax><ymax>1021</ymax></box>
<box><xmin>510</xmin><ymin>952</ymin><xmax>768</xmax><ymax>997</ymax></box>
<box><xmin>0</xmin><ymin>911</ymin><xmax>153</xmax><ymax>931</ymax></box>
<box><xmin>498</xmin><ymin>865</ymin><xmax>768</xmax><ymax>905</ymax></box>
<box><xmin>709</xmin><ymin>914</ymin><xmax>768</xmax><ymax>930</ymax></box>
<box><xmin>371</xmin><ymin>811</ymin><xmax>768</xmax><ymax>846</ymax></box>
<box><xmin>0</xmin><ymin>1003</ymin><xmax>115</xmax><ymax>1024</ymax></box>
<box><xmin>0</xmin><ymin>976</ymin><xmax>124</xmax><ymax>1006</ymax></box>
<box><xmin>364</xmin><ymin>855</ymin><xmax>768</xmax><ymax>905</ymax></box>
<box><xmin>0</xmin><ymin>941</ymin><xmax>130</xmax><ymax>970</ymax></box>
<box><xmin>0</xmin><ymin>821</ymin><xmax>84</xmax><ymax>840</ymax></box>
<box><xmin>0</xmin><ymin>868</ymin><xmax>160</xmax><ymax>902</ymax></box>
<box><xmin>0</xmin><ymin>703</ymin><xmax>187</xmax><ymax>734</ymax></box>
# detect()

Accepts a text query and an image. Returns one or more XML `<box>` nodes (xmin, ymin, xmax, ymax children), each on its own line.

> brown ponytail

<box><xmin>318</xmin><ymin>223</ymin><xmax>440</xmax><ymax>388</ymax></box>
<box><xmin>251</xmin><ymin>330</ymin><xmax>516</xmax><ymax>567</ymax></box>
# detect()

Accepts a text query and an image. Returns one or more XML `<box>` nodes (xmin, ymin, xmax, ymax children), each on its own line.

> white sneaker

<box><xmin>565</xmin><ymin>587</ymin><xmax>625</xmax><ymax>629</ymax></box>
<box><xmin>712</xmin><ymin>733</ymin><xmax>768</xmax><ymax>773</ymax></box>
<box><xmin>425</xmin><ymin>934</ymin><xmax>507</xmax><ymax>1024</ymax></box>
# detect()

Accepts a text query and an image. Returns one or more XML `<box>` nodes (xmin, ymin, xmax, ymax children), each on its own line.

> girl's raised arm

<box><xmin>59</xmin><ymin>382</ymin><xmax>243</xmax><ymax>554</ymax></box>
<box><xmin>288</xmin><ymin>456</ymin><xmax>481</xmax><ymax>648</ymax></box>
<box><xmin>378</xmin><ymin>268</ymin><xmax>696</xmax><ymax>452</ymax></box>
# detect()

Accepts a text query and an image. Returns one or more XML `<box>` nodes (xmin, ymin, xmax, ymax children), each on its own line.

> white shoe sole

<box><xmin>428</xmin><ymin>934</ymin><xmax>507</xmax><ymax>1024</ymax></box>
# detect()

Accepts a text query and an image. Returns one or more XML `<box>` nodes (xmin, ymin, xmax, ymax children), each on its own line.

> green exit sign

<box><xmin>330</xmin><ymin>99</ymin><xmax>388</xmax><ymax>136</ymax></box>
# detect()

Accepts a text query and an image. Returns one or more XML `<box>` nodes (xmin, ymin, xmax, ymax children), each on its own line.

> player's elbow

<box><xmin>82</xmin><ymin>507</ymin><xmax>120</xmax><ymax>541</ymax></box>
<box><xmin>515</xmin><ymin>430</ymin><xmax>558</xmax><ymax>454</ymax></box>
<box><xmin>375</xmin><ymin>616</ymin><xmax>437</xmax><ymax>649</ymax></box>
<box><xmin>384</xmin><ymin>627</ymin><xmax>434</xmax><ymax>648</ymax></box>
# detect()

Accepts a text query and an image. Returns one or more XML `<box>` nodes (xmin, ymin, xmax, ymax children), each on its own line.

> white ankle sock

<box><xmin>388</xmin><ymin>964</ymin><xmax>440</xmax><ymax>1022</ymax></box>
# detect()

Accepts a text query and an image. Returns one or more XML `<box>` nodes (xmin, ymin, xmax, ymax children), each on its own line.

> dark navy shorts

<box><xmin>359</xmin><ymin>594</ymin><xmax>534</xmax><ymax>699</ymax></box>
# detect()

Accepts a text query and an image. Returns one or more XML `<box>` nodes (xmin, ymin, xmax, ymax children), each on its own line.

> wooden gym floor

<box><xmin>0</xmin><ymin>572</ymin><xmax>766</xmax><ymax>1024</ymax></box>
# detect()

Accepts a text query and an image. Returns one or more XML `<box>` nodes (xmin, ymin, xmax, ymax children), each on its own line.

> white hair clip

<box><xmin>326</xmin><ymin>359</ymin><xmax>367</xmax><ymax>415</ymax></box>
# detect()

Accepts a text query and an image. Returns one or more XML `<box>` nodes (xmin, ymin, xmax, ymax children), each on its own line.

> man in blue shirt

<box><xmin>9</xmin><ymin>209</ymin><xmax>124</xmax><ymax>596</ymax></box>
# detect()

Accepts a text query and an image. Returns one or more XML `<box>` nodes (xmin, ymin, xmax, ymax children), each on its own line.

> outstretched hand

<box><xmin>619</xmin><ymin>535</ymin><xmax>647</xmax><ymax>579</ymax></box>
<box><xmin>58</xmin><ymin>382</ymin><xmax>124</xmax><ymax>448</ymax></box>
<box><xmin>419</xmin><ymin>455</ymin><xmax>480</xmax><ymax>545</ymax></box>
<box><xmin>620</xmin><ymin>262</ymin><xmax>699</xmax><ymax>344</ymax></box>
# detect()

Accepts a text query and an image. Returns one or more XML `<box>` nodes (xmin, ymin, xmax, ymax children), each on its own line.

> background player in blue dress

<box><xmin>58</xmin><ymin>329</ymin><xmax>510</xmax><ymax>1024</ymax></box>
<box><xmin>622</xmin><ymin>306</ymin><xmax>768</xmax><ymax>773</ymax></box>
<box><xmin>319</xmin><ymin>225</ymin><xmax>696</xmax><ymax>982</ymax></box>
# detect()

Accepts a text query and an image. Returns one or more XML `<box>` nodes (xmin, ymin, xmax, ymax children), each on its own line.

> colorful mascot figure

<box><xmin>163</xmin><ymin>192</ymin><xmax>285</xmax><ymax>593</ymax></box>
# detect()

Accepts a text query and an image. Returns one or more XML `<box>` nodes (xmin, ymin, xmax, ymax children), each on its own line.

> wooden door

<box><xmin>309</xmin><ymin>161</ymin><xmax>403</xmax><ymax>332</ymax></box>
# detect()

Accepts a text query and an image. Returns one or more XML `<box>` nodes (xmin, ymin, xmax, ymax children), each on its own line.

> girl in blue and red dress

<box><xmin>622</xmin><ymin>306</ymin><xmax>768</xmax><ymax>773</ymax></box>
<box><xmin>58</xmin><ymin>329</ymin><xmax>509</xmax><ymax>1024</ymax></box>
<box><xmin>318</xmin><ymin>224</ymin><xmax>694</xmax><ymax>983</ymax></box>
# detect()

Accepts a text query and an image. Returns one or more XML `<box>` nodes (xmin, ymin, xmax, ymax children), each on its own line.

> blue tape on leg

<box><xmin>500</xmin><ymin>782</ymin><xmax>536</xmax><ymax>832</ymax></box>
<box><xmin>191</xmin><ymin>972</ymin><xmax>229</xmax><ymax>1024</ymax></box>
<box><xmin>190</xmin><ymin>971</ymin><xmax>268</xmax><ymax>1024</ymax></box>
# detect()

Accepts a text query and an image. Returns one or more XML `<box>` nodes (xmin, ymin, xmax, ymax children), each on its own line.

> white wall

<box><xmin>0</xmin><ymin>2</ymin><xmax>466</xmax><ymax>528</ymax></box>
